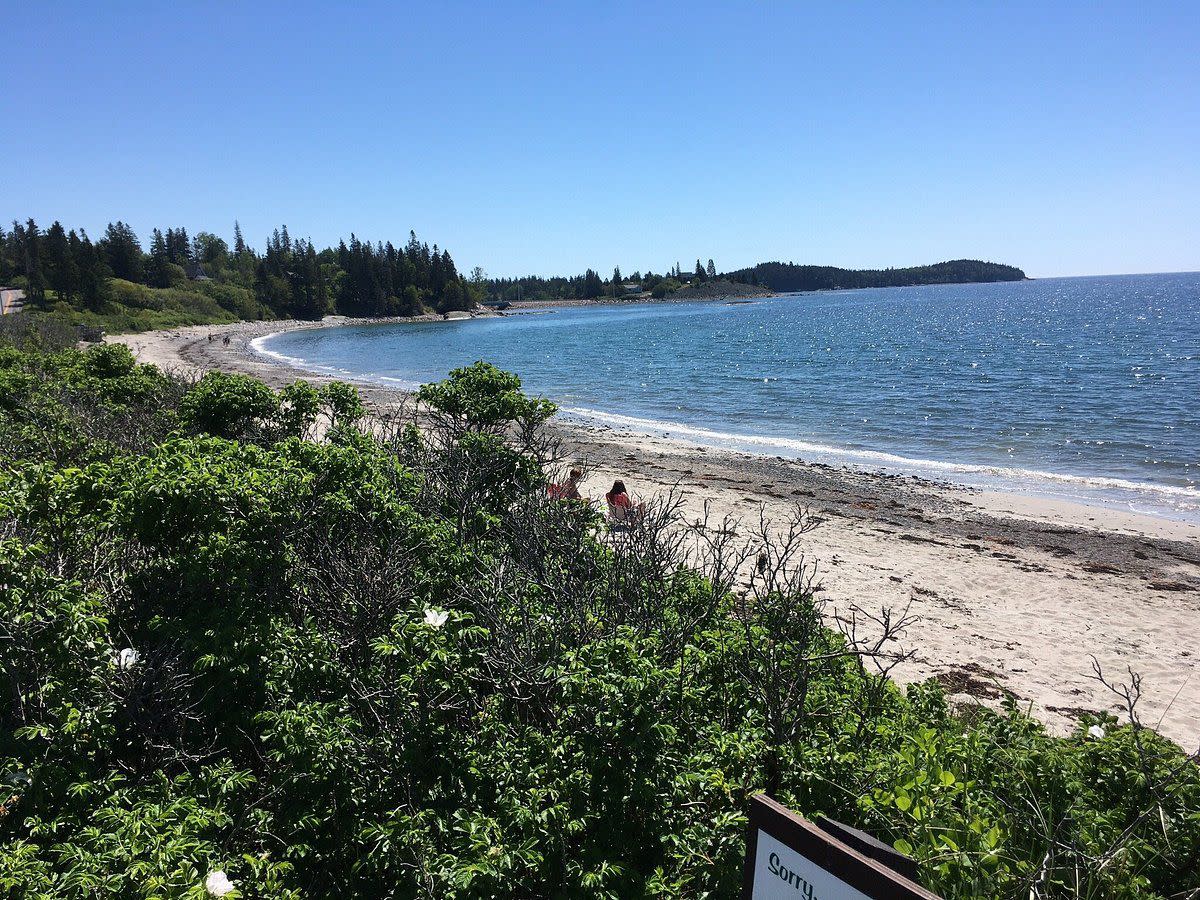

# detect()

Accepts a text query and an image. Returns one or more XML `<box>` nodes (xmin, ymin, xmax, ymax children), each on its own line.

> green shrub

<box><xmin>199</xmin><ymin>280</ymin><xmax>262</xmax><ymax>319</ymax></box>
<box><xmin>417</xmin><ymin>360</ymin><xmax>555</xmax><ymax>433</ymax></box>
<box><xmin>179</xmin><ymin>371</ymin><xmax>280</xmax><ymax>438</ymax></box>
<box><xmin>111</xmin><ymin>278</ymin><xmax>166</xmax><ymax>311</ymax></box>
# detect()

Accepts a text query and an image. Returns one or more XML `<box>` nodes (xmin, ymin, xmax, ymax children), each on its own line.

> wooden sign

<box><xmin>742</xmin><ymin>795</ymin><xmax>942</xmax><ymax>899</ymax></box>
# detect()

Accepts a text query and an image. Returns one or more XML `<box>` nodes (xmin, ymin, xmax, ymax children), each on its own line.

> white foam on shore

<box><xmin>249</xmin><ymin>333</ymin><xmax>367</xmax><ymax>381</ymax></box>
<box><xmin>251</xmin><ymin>332</ymin><xmax>426</xmax><ymax>389</ymax></box>
<box><xmin>250</xmin><ymin>333</ymin><xmax>322</xmax><ymax>370</ymax></box>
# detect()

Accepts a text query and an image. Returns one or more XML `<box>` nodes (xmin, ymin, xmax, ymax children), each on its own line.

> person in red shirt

<box><xmin>549</xmin><ymin>468</ymin><xmax>584</xmax><ymax>501</ymax></box>
<box><xmin>605</xmin><ymin>479</ymin><xmax>645</xmax><ymax>526</ymax></box>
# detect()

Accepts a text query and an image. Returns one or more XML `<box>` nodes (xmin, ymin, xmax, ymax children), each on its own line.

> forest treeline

<box><xmin>725</xmin><ymin>259</ymin><xmax>1028</xmax><ymax>292</ymax></box>
<box><xmin>487</xmin><ymin>260</ymin><xmax>720</xmax><ymax>303</ymax></box>
<box><xmin>0</xmin><ymin>218</ymin><xmax>479</xmax><ymax>329</ymax></box>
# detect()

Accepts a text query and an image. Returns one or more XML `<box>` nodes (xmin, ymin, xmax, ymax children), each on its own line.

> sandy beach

<box><xmin>109</xmin><ymin>319</ymin><xmax>1200</xmax><ymax>748</ymax></box>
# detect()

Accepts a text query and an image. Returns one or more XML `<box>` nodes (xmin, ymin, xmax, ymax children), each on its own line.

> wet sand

<box><xmin>109</xmin><ymin>319</ymin><xmax>1200</xmax><ymax>747</ymax></box>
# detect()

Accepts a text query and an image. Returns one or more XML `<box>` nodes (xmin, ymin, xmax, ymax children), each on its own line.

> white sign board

<box><xmin>750</xmin><ymin>829</ymin><xmax>873</xmax><ymax>899</ymax></box>
<box><xmin>742</xmin><ymin>795</ymin><xmax>940</xmax><ymax>900</ymax></box>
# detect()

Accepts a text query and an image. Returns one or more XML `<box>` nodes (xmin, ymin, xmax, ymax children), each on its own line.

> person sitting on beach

<box><xmin>548</xmin><ymin>468</ymin><xmax>584</xmax><ymax>501</ymax></box>
<box><xmin>605</xmin><ymin>479</ymin><xmax>645</xmax><ymax>526</ymax></box>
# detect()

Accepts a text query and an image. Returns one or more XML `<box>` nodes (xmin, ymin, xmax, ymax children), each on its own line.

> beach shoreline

<box><xmin>108</xmin><ymin>318</ymin><xmax>1200</xmax><ymax>747</ymax></box>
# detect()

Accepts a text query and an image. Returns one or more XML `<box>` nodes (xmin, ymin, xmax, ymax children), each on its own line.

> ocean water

<box><xmin>255</xmin><ymin>273</ymin><xmax>1200</xmax><ymax>522</ymax></box>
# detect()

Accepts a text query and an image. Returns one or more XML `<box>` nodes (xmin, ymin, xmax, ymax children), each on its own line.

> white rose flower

<box><xmin>205</xmin><ymin>870</ymin><xmax>236</xmax><ymax>897</ymax></box>
<box><xmin>1087</xmin><ymin>724</ymin><xmax>1106</xmax><ymax>740</ymax></box>
<box><xmin>423</xmin><ymin>608</ymin><xmax>449</xmax><ymax>629</ymax></box>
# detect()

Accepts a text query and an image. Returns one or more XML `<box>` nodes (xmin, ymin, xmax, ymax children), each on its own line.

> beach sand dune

<box><xmin>109</xmin><ymin>321</ymin><xmax>1200</xmax><ymax>747</ymax></box>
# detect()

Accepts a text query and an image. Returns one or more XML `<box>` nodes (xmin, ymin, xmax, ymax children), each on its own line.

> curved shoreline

<box><xmin>108</xmin><ymin>318</ymin><xmax>1200</xmax><ymax>747</ymax></box>
<box><xmin>254</xmin><ymin>315</ymin><xmax>1200</xmax><ymax>526</ymax></box>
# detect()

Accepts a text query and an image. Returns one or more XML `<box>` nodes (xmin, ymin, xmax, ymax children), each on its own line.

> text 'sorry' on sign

<box><xmin>742</xmin><ymin>795</ymin><xmax>942</xmax><ymax>899</ymax></box>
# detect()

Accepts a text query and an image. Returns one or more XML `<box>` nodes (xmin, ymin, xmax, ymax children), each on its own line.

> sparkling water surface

<box><xmin>255</xmin><ymin>273</ymin><xmax>1200</xmax><ymax>521</ymax></box>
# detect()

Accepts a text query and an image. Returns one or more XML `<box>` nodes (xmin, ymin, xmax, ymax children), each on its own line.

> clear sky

<box><xmin>3</xmin><ymin>1</ymin><xmax>1197</xmax><ymax>279</ymax></box>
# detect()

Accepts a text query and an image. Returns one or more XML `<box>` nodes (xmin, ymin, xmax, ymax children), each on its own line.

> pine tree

<box><xmin>76</xmin><ymin>231</ymin><xmax>112</xmax><ymax>312</ymax></box>
<box><xmin>581</xmin><ymin>268</ymin><xmax>604</xmax><ymax>298</ymax></box>
<box><xmin>44</xmin><ymin>221</ymin><xmax>79</xmax><ymax>302</ymax></box>
<box><xmin>706</xmin><ymin>259</ymin><xmax>717</xmax><ymax>280</ymax></box>
<box><xmin>440</xmin><ymin>249</ymin><xmax>458</xmax><ymax>287</ymax></box>
<box><xmin>148</xmin><ymin>229</ymin><xmax>174</xmax><ymax>288</ymax></box>
<box><xmin>400</xmin><ymin>284</ymin><xmax>422</xmax><ymax>316</ymax></box>
<box><xmin>0</xmin><ymin>225</ymin><xmax>9</xmax><ymax>283</ymax></box>
<box><xmin>438</xmin><ymin>278</ymin><xmax>468</xmax><ymax>313</ymax></box>
<box><xmin>233</xmin><ymin>221</ymin><xmax>247</xmax><ymax>255</ymax></box>
<box><xmin>695</xmin><ymin>259</ymin><xmax>706</xmax><ymax>281</ymax></box>
<box><xmin>19</xmin><ymin>219</ymin><xmax>46</xmax><ymax>302</ymax></box>
<box><xmin>429</xmin><ymin>244</ymin><xmax>446</xmax><ymax>296</ymax></box>
<box><xmin>101</xmin><ymin>222</ymin><xmax>144</xmax><ymax>283</ymax></box>
<box><xmin>290</xmin><ymin>244</ymin><xmax>326</xmax><ymax>320</ymax></box>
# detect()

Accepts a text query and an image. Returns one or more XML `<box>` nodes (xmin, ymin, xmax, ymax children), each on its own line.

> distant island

<box><xmin>488</xmin><ymin>258</ymin><xmax>1026</xmax><ymax>305</ymax></box>
<box><xmin>724</xmin><ymin>259</ymin><xmax>1027</xmax><ymax>293</ymax></box>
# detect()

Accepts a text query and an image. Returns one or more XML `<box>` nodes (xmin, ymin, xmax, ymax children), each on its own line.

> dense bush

<box><xmin>1</xmin><ymin>347</ymin><xmax>1197</xmax><ymax>898</ymax></box>
<box><xmin>0</xmin><ymin>311</ymin><xmax>79</xmax><ymax>352</ymax></box>
<box><xmin>8</xmin><ymin>279</ymin><xmax>265</xmax><ymax>339</ymax></box>
<box><xmin>85</xmin><ymin>279</ymin><xmax>246</xmax><ymax>332</ymax></box>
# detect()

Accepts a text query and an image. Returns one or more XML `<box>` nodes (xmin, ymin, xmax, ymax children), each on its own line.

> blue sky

<box><xmin>3</xmin><ymin>1</ymin><xmax>1197</xmax><ymax>278</ymax></box>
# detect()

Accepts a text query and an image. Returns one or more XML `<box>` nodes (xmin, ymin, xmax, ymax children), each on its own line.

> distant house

<box><xmin>186</xmin><ymin>259</ymin><xmax>212</xmax><ymax>281</ymax></box>
<box><xmin>620</xmin><ymin>282</ymin><xmax>642</xmax><ymax>295</ymax></box>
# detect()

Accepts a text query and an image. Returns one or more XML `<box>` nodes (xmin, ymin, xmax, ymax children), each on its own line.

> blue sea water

<box><xmin>255</xmin><ymin>273</ymin><xmax>1200</xmax><ymax>522</ymax></box>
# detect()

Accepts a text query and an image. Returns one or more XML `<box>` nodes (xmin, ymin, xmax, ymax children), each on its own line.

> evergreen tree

<box><xmin>148</xmin><ymin>229</ymin><xmax>175</xmax><ymax>288</ymax></box>
<box><xmin>0</xmin><ymin>225</ymin><xmax>10</xmax><ymax>283</ymax></box>
<box><xmin>580</xmin><ymin>268</ymin><xmax>604</xmax><ymax>298</ymax></box>
<box><xmin>695</xmin><ymin>259</ymin><xmax>706</xmax><ymax>281</ymax></box>
<box><xmin>706</xmin><ymin>259</ymin><xmax>717</xmax><ymax>280</ymax></box>
<box><xmin>101</xmin><ymin>221</ymin><xmax>144</xmax><ymax>282</ymax></box>
<box><xmin>289</xmin><ymin>244</ymin><xmax>327</xmax><ymax>320</ymax></box>
<box><xmin>18</xmin><ymin>219</ymin><xmax>46</xmax><ymax>302</ymax></box>
<box><xmin>429</xmin><ymin>245</ymin><xmax>446</xmax><ymax>297</ymax></box>
<box><xmin>44</xmin><ymin>221</ymin><xmax>79</xmax><ymax>302</ymax></box>
<box><xmin>76</xmin><ymin>230</ymin><xmax>112</xmax><ymax>312</ymax></box>
<box><xmin>233</xmin><ymin>221</ymin><xmax>247</xmax><ymax>255</ymax></box>
<box><xmin>162</xmin><ymin>227</ymin><xmax>191</xmax><ymax>264</ymax></box>
<box><xmin>399</xmin><ymin>284</ymin><xmax>422</xmax><ymax>316</ymax></box>
<box><xmin>437</xmin><ymin>278</ymin><xmax>468</xmax><ymax>313</ymax></box>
